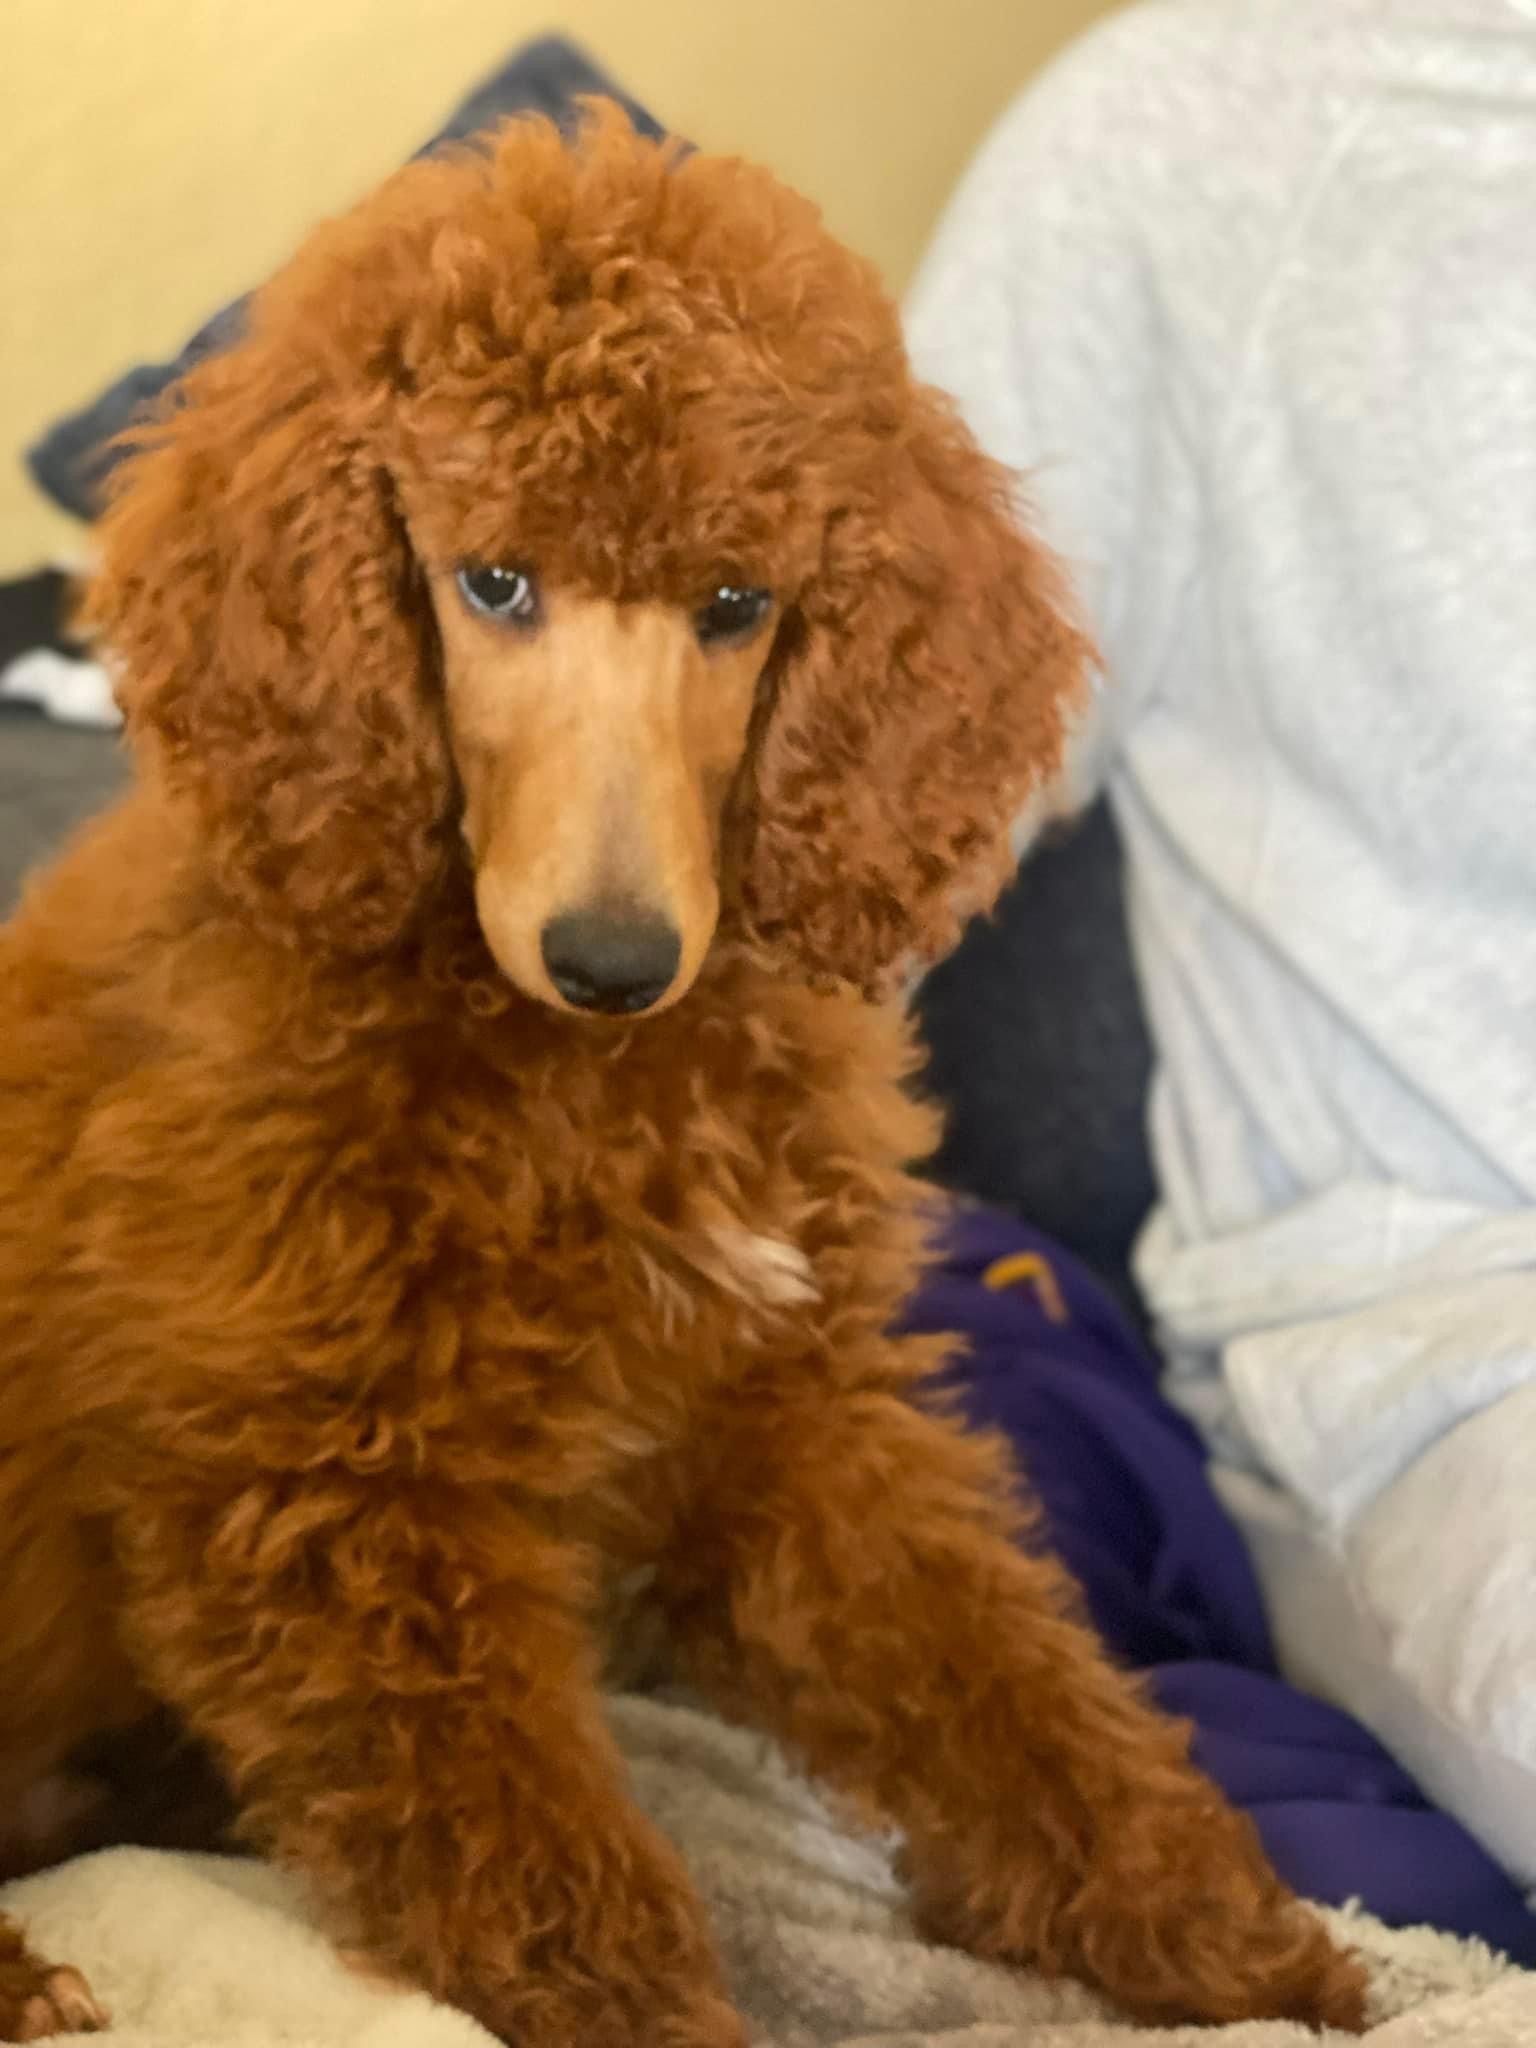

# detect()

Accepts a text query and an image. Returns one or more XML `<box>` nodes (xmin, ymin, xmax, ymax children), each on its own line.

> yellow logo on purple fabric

<box><xmin>980</xmin><ymin>1251</ymin><xmax>1069</xmax><ymax>1326</ymax></box>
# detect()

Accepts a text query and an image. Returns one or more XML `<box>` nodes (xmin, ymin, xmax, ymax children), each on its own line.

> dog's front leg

<box><xmin>110</xmin><ymin>1473</ymin><xmax>744</xmax><ymax>2048</ymax></box>
<box><xmin>659</xmin><ymin>1368</ymin><xmax>1366</xmax><ymax>2032</ymax></box>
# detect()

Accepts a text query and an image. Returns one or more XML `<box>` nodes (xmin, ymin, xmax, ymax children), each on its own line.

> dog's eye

<box><xmin>456</xmin><ymin>562</ymin><xmax>540</xmax><ymax>626</ymax></box>
<box><xmin>694</xmin><ymin>586</ymin><xmax>772</xmax><ymax>649</ymax></box>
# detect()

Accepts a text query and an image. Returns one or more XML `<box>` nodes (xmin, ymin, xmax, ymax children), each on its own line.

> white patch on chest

<box><xmin>627</xmin><ymin>1225</ymin><xmax>819</xmax><ymax>1336</ymax></box>
<box><xmin>703</xmin><ymin>1226</ymin><xmax>820</xmax><ymax>1309</ymax></box>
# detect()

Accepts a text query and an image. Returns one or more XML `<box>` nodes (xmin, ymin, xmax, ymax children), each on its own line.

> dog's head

<box><xmin>92</xmin><ymin>107</ymin><xmax>1086</xmax><ymax>1013</ymax></box>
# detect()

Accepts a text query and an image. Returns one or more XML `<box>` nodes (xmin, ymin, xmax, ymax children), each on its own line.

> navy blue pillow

<box><xmin>25</xmin><ymin>36</ymin><xmax>667</xmax><ymax>521</ymax></box>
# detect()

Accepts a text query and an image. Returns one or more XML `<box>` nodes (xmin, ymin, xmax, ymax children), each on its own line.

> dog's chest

<box><xmin>429</xmin><ymin>1010</ymin><xmax>833</xmax><ymax>1443</ymax></box>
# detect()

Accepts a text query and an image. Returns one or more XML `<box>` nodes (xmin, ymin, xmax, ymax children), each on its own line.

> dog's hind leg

<box><xmin>0</xmin><ymin>1920</ymin><xmax>107</xmax><ymax>2042</ymax></box>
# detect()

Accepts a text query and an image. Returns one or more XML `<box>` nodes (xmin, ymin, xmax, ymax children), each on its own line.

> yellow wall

<box><xmin>2</xmin><ymin>0</ymin><xmax>1115</xmax><ymax>573</ymax></box>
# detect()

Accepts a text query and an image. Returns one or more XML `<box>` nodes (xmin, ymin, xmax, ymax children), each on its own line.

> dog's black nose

<box><xmin>540</xmin><ymin>910</ymin><xmax>682</xmax><ymax>1015</ymax></box>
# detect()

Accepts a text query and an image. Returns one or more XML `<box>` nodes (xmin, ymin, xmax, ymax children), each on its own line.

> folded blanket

<box><xmin>3</xmin><ymin>1695</ymin><xmax>1530</xmax><ymax>2047</ymax></box>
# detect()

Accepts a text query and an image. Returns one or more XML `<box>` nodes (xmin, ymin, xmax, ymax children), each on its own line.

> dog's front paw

<box><xmin>446</xmin><ymin>1844</ymin><xmax>749</xmax><ymax>2048</ymax></box>
<box><xmin>462</xmin><ymin>1975</ymin><xmax>748</xmax><ymax>2048</ymax></box>
<box><xmin>916</xmin><ymin>1784</ymin><xmax>1367</xmax><ymax>2033</ymax></box>
<box><xmin>1062</xmin><ymin>1798</ymin><xmax>1368</xmax><ymax>2032</ymax></box>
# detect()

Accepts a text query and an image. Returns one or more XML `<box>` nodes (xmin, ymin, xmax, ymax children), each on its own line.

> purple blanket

<box><xmin>906</xmin><ymin>1205</ymin><xmax>1536</xmax><ymax>1965</ymax></box>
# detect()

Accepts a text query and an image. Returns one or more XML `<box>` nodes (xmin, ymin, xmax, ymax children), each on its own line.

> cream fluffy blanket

<box><xmin>4</xmin><ymin>1696</ymin><xmax>1531</xmax><ymax>2047</ymax></box>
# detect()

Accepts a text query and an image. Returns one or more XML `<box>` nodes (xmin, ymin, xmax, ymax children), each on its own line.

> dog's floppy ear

<box><xmin>737</xmin><ymin>391</ymin><xmax>1088</xmax><ymax>999</ymax></box>
<box><xmin>86</xmin><ymin>324</ymin><xmax>451</xmax><ymax>957</ymax></box>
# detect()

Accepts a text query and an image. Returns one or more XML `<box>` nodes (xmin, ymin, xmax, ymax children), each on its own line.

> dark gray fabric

<box><xmin>916</xmin><ymin>801</ymin><xmax>1155</xmax><ymax>1315</ymax></box>
<box><xmin>0</xmin><ymin>566</ymin><xmax>78</xmax><ymax>667</ymax></box>
<box><xmin>25</xmin><ymin>36</ymin><xmax>668</xmax><ymax>520</ymax></box>
<box><xmin>0</xmin><ymin>712</ymin><xmax>125</xmax><ymax>914</ymax></box>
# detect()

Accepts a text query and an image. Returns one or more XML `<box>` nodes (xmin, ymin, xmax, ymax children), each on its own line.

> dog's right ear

<box><xmin>736</xmin><ymin>388</ymin><xmax>1089</xmax><ymax>1000</ymax></box>
<box><xmin>86</xmin><ymin>323</ymin><xmax>453</xmax><ymax>957</ymax></box>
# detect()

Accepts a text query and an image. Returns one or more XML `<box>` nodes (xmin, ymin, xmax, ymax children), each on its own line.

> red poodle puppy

<box><xmin>0</xmin><ymin>109</ymin><xmax>1366</xmax><ymax>2045</ymax></box>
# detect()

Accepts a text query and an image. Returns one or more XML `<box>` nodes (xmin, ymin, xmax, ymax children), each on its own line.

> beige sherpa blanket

<box><xmin>4</xmin><ymin>1695</ymin><xmax>1531</xmax><ymax>2047</ymax></box>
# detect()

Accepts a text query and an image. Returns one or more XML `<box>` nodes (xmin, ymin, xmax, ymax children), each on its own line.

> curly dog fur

<box><xmin>0</xmin><ymin>109</ymin><xmax>1366</xmax><ymax>2044</ymax></box>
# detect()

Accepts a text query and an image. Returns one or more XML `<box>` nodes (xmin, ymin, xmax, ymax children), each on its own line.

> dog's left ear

<box><xmin>84</xmin><ymin>327</ymin><xmax>452</xmax><ymax>961</ymax></box>
<box><xmin>737</xmin><ymin>391</ymin><xmax>1089</xmax><ymax>999</ymax></box>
